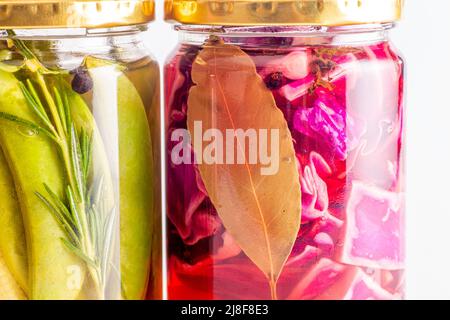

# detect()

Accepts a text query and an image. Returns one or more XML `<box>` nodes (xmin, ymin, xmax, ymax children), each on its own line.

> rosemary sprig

<box><xmin>0</xmin><ymin>36</ymin><xmax>117</xmax><ymax>299</ymax></box>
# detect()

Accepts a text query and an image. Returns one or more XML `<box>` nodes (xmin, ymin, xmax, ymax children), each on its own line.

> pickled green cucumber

<box><xmin>117</xmin><ymin>73</ymin><xmax>154</xmax><ymax>300</ymax></box>
<box><xmin>0</xmin><ymin>251</ymin><xmax>26</xmax><ymax>300</ymax></box>
<box><xmin>0</xmin><ymin>148</ymin><xmax>28</xmax><ymax>293</ymax></box>
<box><xmin>0</xmin><ymin>70</ymin><xmax>84</xmax><ymax>300</ymax></box>
<box><xmin>85</xmin><ymin>57</ymin><xmax>154</xmax><ymax>300</ymax></box>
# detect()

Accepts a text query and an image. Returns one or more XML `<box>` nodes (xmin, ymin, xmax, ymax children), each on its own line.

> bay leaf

<box><xmin>187</xmin><ymin>41</ymin><xmax>302</xmax><ymax>297</ymax></box>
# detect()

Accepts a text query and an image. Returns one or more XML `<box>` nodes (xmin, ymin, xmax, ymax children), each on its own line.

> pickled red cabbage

<box><xmin>165</xmin><ymin>38</ymin><xmax>404</xmax><ymax>300</ymax></box>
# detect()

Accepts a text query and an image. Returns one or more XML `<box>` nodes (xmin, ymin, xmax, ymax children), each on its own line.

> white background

<box><xmin>147</xmin><ymin>0</ymin><xmax>450</xmax><ymax>300</ymax></box>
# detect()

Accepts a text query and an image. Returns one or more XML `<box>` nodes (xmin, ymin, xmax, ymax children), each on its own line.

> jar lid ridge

<box><xmin>165</xmin><ymin>0</ymin><xmax>403</xmax><ymax>26</ymax></box>
<box><xmin>0</xmin><ymin>0</ymin><xmax>155</xmax><ymax>29</ymax></box>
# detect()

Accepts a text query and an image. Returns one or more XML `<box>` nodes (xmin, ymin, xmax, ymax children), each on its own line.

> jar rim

<box><xmin>174</xmin><ymin>23</ymin><xmax>395</xmax><ymax>35</ymax></box>
<box><xmin>0</xmin><ymin>0</ymin><xmax>155</xmax><ymax>29</ymax></box>
<box><xmin>175</xmin><ymin>24</ymin><xmax>393</xmax><ymax>47</ymax></box>
<box><xmin>165</xmin><ymin>0</ymin><xmax>403</xmax><ymax>26</ymax></box>
<box><xmin>0</xmin><ymin>24</ymin><xmax>149</xmax><ymax>39</ymax></box>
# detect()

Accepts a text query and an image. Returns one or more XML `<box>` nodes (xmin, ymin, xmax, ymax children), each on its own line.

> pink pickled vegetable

<box><xmin>300</xmin><ymin>152</ymin><xmax>332</xmax><ymax>221</ymax></box>
<box><xmin>293</xmin><ymin>87</ymin><xmax>364</xmax><ymax>161</ymax></box>
<box><xmin>167</xmin><ymin>133</ymin><xmax>222</xmax><ymax>245</ymax></box>
<box><xmin>165</xmin><ymin>38</ymin><xmax>405</xmax><ymax>300</ymax></box>
<box><xmin>261</xmin><ymin>50</ymin><xmax>310</xmax><ymax>80</ymax></box>
<box><xmin>288</xmin><ymin>259</ymin><xmax>395</xmax><ymax>300</ymax></box>
<box><xmin>288</xmin><ymin>258</ymin><xmax>352</xmax><ymax>300</ymax></box>
<box><xmin>344</xmin><ymin>270</ymin><xmax>396</xmax><ymax>300</ymax></box>
<box><xmin>338</xmin><ymin>181</ymin><xmax>405</xmax><ymax>270</ymax></box>
<box><xmin>279</xmin><ymin>54</ymin><xmax>358</xmax><ymax>102</ymax></box>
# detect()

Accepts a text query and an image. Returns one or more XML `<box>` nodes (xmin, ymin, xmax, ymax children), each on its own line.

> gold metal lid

<box><xmin>0</xmin><ymin>0</ymin><xmax>155</xmax><ymax>29</ymax></box>
<box><xmin>165</xmin><ymin>0</ymin><xmax>403</xmax><ymax>26</ymax></box>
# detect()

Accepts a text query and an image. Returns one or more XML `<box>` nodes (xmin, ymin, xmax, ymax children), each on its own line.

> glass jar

<box><xmin>0</xmin><ymin>0</ymin><xmax>160</xmax><ymax>300</ymax></box>
<box><xmin>164</xmin><ymin>0</ymin><xmax>405</xmax><ymax>300</ymax></box>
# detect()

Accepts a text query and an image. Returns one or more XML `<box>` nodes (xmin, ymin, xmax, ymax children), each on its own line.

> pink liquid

<box><xmin>165</xmin><ymin>38</ymin><xmax>405</xmax><ymax>300</ymax></box>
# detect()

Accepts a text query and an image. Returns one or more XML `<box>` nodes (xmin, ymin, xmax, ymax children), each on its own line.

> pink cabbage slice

<box><xmin>293</xmin><ymin>88</ymin><xmax>365</xmax><ymax>161</ymax></box>
<box><xmin>167</xmin><ymin>140</ymin><xmax>222</xmax><ymax>245</ymax></box>
<box><xmin>288</xmin><ymin>258</ymin><xmax>352</xmax><ymax>300</ymax></box>
<box><xmin>300</xmin><ymin>152</ymin><xmax>332</xmax><ymax>222</ymax></box>
<box><xmin>285</xmin><ymin>245</ymin><xmax>322</xmax><ymax>269</ymax></box>
<box><xmin>214</xmin><ymin>232</ymin><xmax>242</xmax><ymax>261</ymax></box>
<box><xmin>343</xmin><ymin>269</ymin><xmax>397</xmax><ymax>300</ymax></box>
<box><xmin>338</xmin><ymin>181</ymin><xmax>405</xmax><ymax>270</ymax></box>
<box><xmin>288</xmin><ymin>258</ymin><xmax>395</xmax><ymax>300</ymax></box>
<box><xmin>279</xmin><ymin>54</ymin><xmax>358</xmax><ymax>102</ymax></box>
<box><xmin>260</xmin><ymin>50</ymin><xmax>310</xmax><ymax>80</ymax></box>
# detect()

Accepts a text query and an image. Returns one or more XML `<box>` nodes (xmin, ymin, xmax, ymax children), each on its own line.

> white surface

<box><xmin>146</xmin><ymin>0</ymin><xmax>450</xmax><ymax>300</ymax></box>
<box><xmin>391</xmin><ymin>0</ymin><xmax>450</xmax><ymax>300</ymax></box>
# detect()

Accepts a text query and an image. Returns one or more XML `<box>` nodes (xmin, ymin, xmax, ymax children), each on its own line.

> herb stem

<box><xmin>35</xmin><ymin>74</ymin><xmax>67</xmax><ymax>141</ymax></box>
<box><xmin>35</xmin><ymin>74</ymin><xmax>104</xmax><ymax>299</ymax></box>
<box><xmin>34</xmin><ymin>74</ymin><xmax>77</xmax><ymax>192</ymax></box>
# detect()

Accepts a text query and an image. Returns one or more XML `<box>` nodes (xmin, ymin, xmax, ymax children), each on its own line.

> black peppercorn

<box><xmin>71</xmin><ymin>67</ymin><xmax>93</xmax><ymax>94</ymax></box>
<box><xmin>265</xmin><ymin>71</ymin><xmax>284</xmax><ymax>90</ymax></box>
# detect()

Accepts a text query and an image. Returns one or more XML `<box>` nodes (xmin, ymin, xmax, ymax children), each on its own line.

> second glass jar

<box><xmin>165</xmin><ymin>0</ymin><xmax>405</xmax><ymax>300</ymax></box>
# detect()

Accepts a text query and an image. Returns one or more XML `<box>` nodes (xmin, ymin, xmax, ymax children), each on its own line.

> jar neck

<box><xmin>0</xmin><ymin>25</ymin><xmax>150</xmax><ymax>70</ymax></box>
<box><xmin>0</xmin><ymin>24</ymin><xmax>148</xmax><ymax>40</ymax></box>
<box><xmin>176</xmin><ymin>23</ymin><xmax>394</xmax><ymax>47</ymax></box>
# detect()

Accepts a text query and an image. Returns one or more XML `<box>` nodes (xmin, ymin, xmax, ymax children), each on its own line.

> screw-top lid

<box><xmin>165</xmin><ymin>0</ymin><xmax>403</xmax><ymax>26</ymax></box>
<box><xmin>0</xmin><ymin>0</ymin><xmax>155</xmax><ymax>29</ymax></box>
